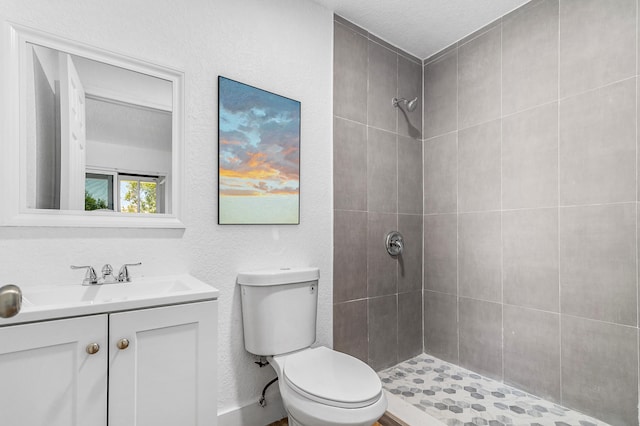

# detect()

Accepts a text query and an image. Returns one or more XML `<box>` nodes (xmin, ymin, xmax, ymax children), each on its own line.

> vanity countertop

<box><xmin>0</xmin><ymin>274</ymin><xmax>219</xmax><ymax>326</ymax></box>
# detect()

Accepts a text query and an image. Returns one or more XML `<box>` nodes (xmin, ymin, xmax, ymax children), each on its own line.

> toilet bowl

<box><xmin>237</xmin><ymin>267</ymin><xmax>387</xmax><ymax>426</ymax></box>
<box><xmin>268</xmin><ymin>347</ymin><xmax>387</xmax><ymax>426</ymax></box>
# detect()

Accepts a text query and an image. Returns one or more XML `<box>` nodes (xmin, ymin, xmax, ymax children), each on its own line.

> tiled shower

<box><xmin>333</xmin><ymin>0</ymin><xmax>640</xmax><ymax>425</ymax></box>
<box><xmin>332</xmin><ymin>15</ymin><xmax>424</xmax><ymax>371</ymax></box>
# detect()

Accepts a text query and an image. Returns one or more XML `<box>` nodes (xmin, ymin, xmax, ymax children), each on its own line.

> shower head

<box><xmin>392</xmin><ymin>96</ymin><xmax>418</xmax><ymax>112</ymax></box>
<box><xmin>406</xmin><ymin>97</ymin><xmax>418</xmax><ymax>112</ymax></box>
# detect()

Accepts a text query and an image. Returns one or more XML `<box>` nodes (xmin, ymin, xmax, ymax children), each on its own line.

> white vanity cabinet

<box><xmin>0</xmin><ymin>299</ymin><xmax>217</xmax><ymax>426</ymax></box>
<box><xmin>109</xmin><ymin>301</ymin><xmax>217</xmax><ymax>425</ymax></box>
<box><xmin>0</xmin><ymin>314</ymin><xmax>108</xmax><ymax>426</ymax></box>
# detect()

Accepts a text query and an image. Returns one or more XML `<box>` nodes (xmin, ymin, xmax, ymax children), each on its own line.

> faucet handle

<box><xmin>117</xmin><ymin>262</ymin><xmax>142</xmax><ymax>283</ymax></box>
<box><xmin>71</xmin><ymin>265</ymin><xmax>98</xmax><ymax>285</ymax></box>
<box><xmin>101</xmin><ymin>264</ymin><xmax>117</xmax><ymax>284</ymax></box>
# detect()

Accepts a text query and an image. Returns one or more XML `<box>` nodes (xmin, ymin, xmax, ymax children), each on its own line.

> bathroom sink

<box><xmin>0</xmin><ymin>274</ymin><xmax>218</xmax><ymax>325</ymax></box>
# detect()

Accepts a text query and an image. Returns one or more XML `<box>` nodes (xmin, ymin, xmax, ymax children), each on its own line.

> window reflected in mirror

<box><xmin>26</xmin><ymin>42</ymin><xmax>173</xmax><ymax>214</ymax></box>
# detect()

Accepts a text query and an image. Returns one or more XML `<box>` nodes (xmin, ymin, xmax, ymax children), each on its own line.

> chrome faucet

<box><xmin>117</xmin><ymin>262</ymin><xmax>142</xmax><ymax>283</ymax></box>
<box><xmin>71</xmin><ymin>265</ymin><xmax>98</xmax><ymax>286</ymax></box>
<box><xmin>72</xmin><ymin>262</ymin><xmax>141</xmax><ymax>285</ymax></box>
<box><xmin>101</xmin><ymin>264</ymin><xmax>117</xmax><ymax>284</ymax></box>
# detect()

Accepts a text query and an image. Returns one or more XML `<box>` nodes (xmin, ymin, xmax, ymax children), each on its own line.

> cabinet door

<box><xmin>108</xmin><ymin>300</ymin><xmax>217</xmax><ymax>426</ymax></box>
<box><xmin>0</xmin><ymin>314</ymin><xmax>108</xmax><ymax>426</ymax></box>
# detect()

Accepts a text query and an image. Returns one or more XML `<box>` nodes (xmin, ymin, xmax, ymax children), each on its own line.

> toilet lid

<box><xmin>283</xmin><ymin>347</ymin><xmax>382</xmax><ymax>408</ymax></box>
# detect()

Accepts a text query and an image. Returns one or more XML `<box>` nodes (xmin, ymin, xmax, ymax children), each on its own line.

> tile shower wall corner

<box><xmin>333</xmin><ymin>15</ymin><xmax>423</xmax><ymax>370</ymax></box>
<box><xmin>422</xmin><ymin>0</ymin><xmax>640</xmax><ymax>424</ymax></box>
<box><xmin>335</xmin><ymin>1</ymin><xmax>640</xmax><ymax>423</ymax></box>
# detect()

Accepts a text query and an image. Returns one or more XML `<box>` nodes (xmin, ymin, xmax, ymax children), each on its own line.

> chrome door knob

<box><xmin>86</xmin><ymin>343</ymin><xmax>100</xmax><ymax>355</ymax></box>
<box><xmin>117</xmin><ymin>338</ymin><xmax>130</xmax><ymax>350</ymax></box>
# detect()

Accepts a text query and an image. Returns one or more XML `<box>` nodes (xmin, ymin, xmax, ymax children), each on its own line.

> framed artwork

<box><xmin>218</xmin><ymin>76</ymin><xmax>300</xmax><ymax>225</ymax></box>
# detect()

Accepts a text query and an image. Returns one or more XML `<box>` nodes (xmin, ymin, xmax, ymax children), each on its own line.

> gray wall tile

<box><xmin>502</xmin><ymin>103</ymin><xmax>558</xmax><ymax>209</ymax></box>
<box><xmin>458</xmin><ymin>26</ymin><xmax>501</xmax><ymax>129</ymax></box>
<box><xmin>424</xmin><ymin>214</ymin><xmax>457</xmax><ymax>295</ymax></box>
<box><xmin>559</xmin><ymin>78</ymin><xmax>636</xmax><ymax>205</ymax></box>
<box><xmin>333</xmin><ymin>20</ymin><xmax>423</xmax><ymax>380</ymax></box>
<box><xmin>458</xmin><ymin>18</ymin><xmax>502</xmax><ymax>48</ymax></box>
<box><xmin>459</xmin><ymin>297</ymin><xmax>503</xmax><ymax>380</ymax></box>
<box><xmin>398</xmin><ymin>137</ymin><xmax>423</xmax><ymax>215</ymax></box>
<box><xmin>398</xmin><ymin>291</ymin><xmax>423</xmax><ymax>361</ymax></box>
<box><xmin>333</xmin><ymin>210</ymin><xmax>368</xmax><ymax>303</ymax></box>
<box><xmin>560</xmin><ymin>203</ymin><xmax>637</xmax><ymax>325</ymax></box>
<box><xmin>369</xmin><ymin>33</ymin><xmax>401</xmax><ymax>55</ymax></box>
<box><xmin>458</xmin><ymin>212</ymin><xmax>501</xmax><ymax>303</ymax></box>
<box><xmin>368</xmin><ymin>41</ymin><xmax>397</xmax><ymax>132</ymax></box>
<box><xmin>398</xmin><ymin>214</ymin><xmax>423</xmax><ymax>293</ymax></box>
<box><xmin>424</xmin><ymin>50</ymin><xmax>457</xmax><ymax>138</ymax></box>
<box><xmin>398</xmin><ymin>56</ymin><xmax>422</xmax><ymax>139</ymax></box>
<box><xmin>561</xmin><ymin>315</ymin><xmax>639</xmax><ymax>425</ymax></box>
<box><xmin>424</xmin><ymin>290</ymin><xmax>459</xmax><ymax>364</ymax></box>
<box><xmin>333</xmin><ymin>14</ymin><xmax>368</xmax><ymax>37</ymax></box>
<box><xmin>333</xmin><ymin>118</ymin><xmax>367</xmax><ymax>211</ymax></box>
<box><xmin>559</xmin><ymin>0</ymin><xmax>636</xmax><ymax>98</ymax></box>
<box><xmin>368</xmin><ymin>295</ymin><xmax>398</xmax><ymax>370</ymax></box>
<box><xmin>334</xmin><ymin>300</ymin><xmax>368</xmax><ymax>363</ymax></box>
<box><xmin>424</xmin><ymin>43</ymin><xmax>457</xmax><ymax>67</ymax></box>
<box><xmin>424</xmin><ymin>132</ymin><xmax>457</xmax><ymax>214</ymax></box>
<box><xmin>367</xmin><ymin>212</ymin><xmax>398</xmax><ymax>297</ymax></box>
<box><xmin>367</xmin><ymin>128</ymin><xmax>398</xmax><ymax>213</ymax></box>
<box><xmin>334</xmin><ymin>23</ymin><xmax>368</xmax><ymax>123</ymax></box>
<box><xmin>502</xmin><ymin>0</ymin><xmax>559</xmax><ymax>115</ymax></box>
<box><xmin>458</xmin><ymin>120</ymin><xmax>501</xmax><ymax>212</ymax></box>
<box><xmin>503</xmin><ymin>208</ymin><xmax>559</xmax><ymax>312</ymax></box>
<box><xmin>638</xmin><ymin>77</ymin><xmax>640</xmax><ymax>203</ymax></box>
<box><xmin>503</xmin><ymin>305</ymin><xmax>561</xmax><ymax>402</ymax></box>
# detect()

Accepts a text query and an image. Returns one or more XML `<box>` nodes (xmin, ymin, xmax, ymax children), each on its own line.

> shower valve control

<box><xmin>385</xmin><ymin>231</ymin><xmax>404</xmax><ymax>257</ymax></box>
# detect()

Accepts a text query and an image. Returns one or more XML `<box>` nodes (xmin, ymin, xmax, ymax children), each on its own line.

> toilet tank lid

<box><xmin>237</xmin><ymin>267</ymin><xmax>319</xmax><ymax>286</ymax></box>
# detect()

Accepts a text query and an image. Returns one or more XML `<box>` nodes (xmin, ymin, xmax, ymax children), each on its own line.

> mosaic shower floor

<box><xmin>378</xmin><ymin>354</ymin><xmax>607</xmax><ymax>426</ymax></box>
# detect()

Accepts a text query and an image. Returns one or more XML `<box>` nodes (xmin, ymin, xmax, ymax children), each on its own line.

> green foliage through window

<box><xmin>85</xmin><ymin>191</ymin><xmax>108</xmax><ymax>211</ymax></box>
<box><xmin>120</xmin><ymin>180</ymin><xmax>157</xmax><ymax>214</ymax></box>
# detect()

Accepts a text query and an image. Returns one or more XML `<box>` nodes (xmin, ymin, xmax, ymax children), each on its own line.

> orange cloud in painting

<box><xmin>218</xmin><ymin>76</ymin><xmax>300</xmax><ymax>223</ymax></box>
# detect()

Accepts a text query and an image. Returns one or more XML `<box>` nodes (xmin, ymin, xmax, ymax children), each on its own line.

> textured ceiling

<box><xmin>312</xmin><ymin>0</ymin><xmax>531</xmax><ymax>59</ymax></box>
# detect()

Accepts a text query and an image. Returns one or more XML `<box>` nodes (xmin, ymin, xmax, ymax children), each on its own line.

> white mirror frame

<box><xmin>0</xmin><ymin>23</ymin><xmax>185</xmax><ymax>228</ymax></box>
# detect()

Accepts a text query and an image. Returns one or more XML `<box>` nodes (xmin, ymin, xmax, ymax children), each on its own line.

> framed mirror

<box><xmin>0</xmin><ymin>23</ymin><xmax>185</xmax><ymax>228</ymax></box>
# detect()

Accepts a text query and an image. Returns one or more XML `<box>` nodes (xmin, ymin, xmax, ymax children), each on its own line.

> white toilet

<box><xmin>237</xmin><ymin>267</ymin><xmax>387</xmax><ymax>426</ymax></box>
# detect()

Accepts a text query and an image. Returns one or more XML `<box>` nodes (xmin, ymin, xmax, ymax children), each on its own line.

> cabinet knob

<box><xmin>117</xmin><ymin>338</ymin><xmax>130</xmax><ymax>350</ymax></box>
<box><xmin>86</xmin><ymin>342</ymin><xmax>100</xmax><ymax>355</ymax></box>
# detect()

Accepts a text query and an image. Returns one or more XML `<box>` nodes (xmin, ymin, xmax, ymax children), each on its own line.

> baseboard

<box><xmin>218</xmin><ymin>394</ymin><xmax>287</xmax><ymax>426</ymax></box>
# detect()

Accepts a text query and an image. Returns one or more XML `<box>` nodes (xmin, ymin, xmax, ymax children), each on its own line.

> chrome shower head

<box><xmin>406</xmin><ymin>97</ymin><xmax>418</xmax><ymax>112</ymax></box>
<box><xmin>392</xmin><ymin>96</ymin><xmax>418</xmax><ymax>112</ymax></box>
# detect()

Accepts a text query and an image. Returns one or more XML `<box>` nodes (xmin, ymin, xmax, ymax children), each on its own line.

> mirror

<box><xmin>1</xmin><ymin>24</ymin><xmax>184</xmax><ymax>228</ymax></box>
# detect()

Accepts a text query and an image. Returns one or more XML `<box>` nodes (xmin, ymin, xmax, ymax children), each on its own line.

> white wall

<box><xmin>86</xmin><ymin>140</ymin><xmax>171</xmax><ymax>175</ymax></box>
<box><xmin>0</xmin><ymin>0</ymin><xmax>334</xmax><ymax>419</ymax></box>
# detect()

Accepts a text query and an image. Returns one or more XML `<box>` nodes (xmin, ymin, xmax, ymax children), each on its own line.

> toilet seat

<box><xmin>282</xmin><ymin>347</ymin><xmax>382</xmax><ymax>409</ymax></box>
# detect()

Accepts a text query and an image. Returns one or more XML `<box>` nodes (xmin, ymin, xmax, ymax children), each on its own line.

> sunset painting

<box><xmin>218</xmin><ymin>77</ymin><xmax>300</xmax><ymax>224</ymax></box>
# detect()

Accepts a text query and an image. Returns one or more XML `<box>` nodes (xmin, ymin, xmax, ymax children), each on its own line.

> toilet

<box><xmin>237</xmin><ymin>267</ymin><xmax>387</xmax><ymax>426</ymax></box>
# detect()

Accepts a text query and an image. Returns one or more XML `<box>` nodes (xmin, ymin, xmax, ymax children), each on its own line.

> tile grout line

<box><xmin>420</xmin><ymin>200</ymin><xmax>638</xmax><ymax>216</ymax></box>
<box><xmin>499</xmin><ymin>16</ymin><xmax>505</xmax><ymax>384</ymax></box>
<box><xmin>455</xmin><ymin>44</ymin><xmax>460</xmax><ymax>365</ymax></box>
<box><xmin>634</xmin><ymin>1</ymin><xmax>640</xmax><ymax>412</ymax></box>
<box><xmin>365</xmin><ymin>37</ymin><xmax>371</xmax><ymax>365</ymax></box>
<box><xmin>395</xmin><ymin>51</ymin><xmax>400</xmax><ymax>366</ymax></box>
<box><xmin>422</xmin><ymin>59</ymin><xmax>426</xmax><ymax>356</ymax></box>
<box><xmin>453</xmin><ymin>74</ymin><xmax>637</xmax><ymax>136</ymax></box>
<box><xmin>557</xmin><ymin>0</ymin><xmax>563</xmax><ymax>406</ymax></box>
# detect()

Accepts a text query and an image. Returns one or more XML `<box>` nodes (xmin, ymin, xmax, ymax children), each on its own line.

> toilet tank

<box><xmin>237</xmin><ymin>267</ymin><xmax>319</xmax><ymax>356</ymax></box>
